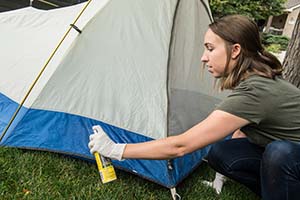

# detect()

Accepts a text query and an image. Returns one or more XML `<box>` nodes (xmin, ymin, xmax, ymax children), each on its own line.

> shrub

<box><xmin>265</xmin><ymin>43</ymin><xmax>281</xmax><ymax>53</ymax></box>
<box><xmin>261</xmin><ymin>33</ymin><xmax>289</xmax><ymax>51</ymax></box>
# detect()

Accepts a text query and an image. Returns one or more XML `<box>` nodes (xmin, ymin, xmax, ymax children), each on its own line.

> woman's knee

<box><xmin>261</xmin><ymin>141</ymin><xmax>300</xmax><ymax>199</ymax></box>
<box><xmin>264</xmin><ymin>141</ymin><xmax>292</xmax><ymax>160</ymax></box>
<box><xmin>262</xmin><ymin>140</ymin><xmax>299</xmax><ymax>168</ymax></box>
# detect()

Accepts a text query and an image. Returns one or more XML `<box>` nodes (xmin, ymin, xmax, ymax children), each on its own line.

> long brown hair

<box><xmin>209</xmin><ymin>15</ymin><xmax>282</xmax><ymax>90</ymax></box>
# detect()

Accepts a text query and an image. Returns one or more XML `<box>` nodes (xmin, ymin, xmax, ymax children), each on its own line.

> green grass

<box><xmin>0</xmin><ymin>147</ymin><xmax>259</xmax><ymax>200</ymax></box>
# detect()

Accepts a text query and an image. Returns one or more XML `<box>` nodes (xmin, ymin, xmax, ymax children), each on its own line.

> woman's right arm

<box><xmin>122</xmin><ymin>110</ymin><xmax>249</xmax><ymax>160</ymax></box>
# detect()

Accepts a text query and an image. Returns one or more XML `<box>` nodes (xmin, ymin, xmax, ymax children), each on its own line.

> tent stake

<box><xmin>170</xmin><ymin>187</ymin><xmax>181</xmax><ymax>200</ymax></box>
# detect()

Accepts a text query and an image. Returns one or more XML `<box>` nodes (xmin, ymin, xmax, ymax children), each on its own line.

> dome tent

<box><xmin>0</xmin><ymin>0</ymin><xmax>223</xmax><ymax>198</ymax></box>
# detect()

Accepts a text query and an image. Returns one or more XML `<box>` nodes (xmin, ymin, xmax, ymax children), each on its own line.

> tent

<box><xmin>0</xmin><ymin>0</ymin><xmax>225</xmax><ymax>197</ymax></box>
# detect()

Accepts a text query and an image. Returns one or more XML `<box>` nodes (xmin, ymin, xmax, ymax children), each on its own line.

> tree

<box><xmin>209</xmin><ymin>0</ymin><xmax>286</xmax><ymax>20</ymax></box>
<box><xmin>283</xmin><ymin>12</ymin><xmax>300</xmax><ymax>88</ymax></box>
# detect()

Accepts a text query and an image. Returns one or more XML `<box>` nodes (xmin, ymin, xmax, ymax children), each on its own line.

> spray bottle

<box><xmin>93</xmin><ymin>128</ymin><xmax>117</xmax><ymax>184</ymax></box>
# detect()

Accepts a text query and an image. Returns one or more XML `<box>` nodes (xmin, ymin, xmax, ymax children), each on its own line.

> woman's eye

<box><xmin>204</xmin><ymin>44</ymin><xmax>214</xmax><ymax>52</ymax></box>
<box><xmin>206</xmin><ymin>46</ymin><xmax>214</xmax><ymax>51</ymax></box>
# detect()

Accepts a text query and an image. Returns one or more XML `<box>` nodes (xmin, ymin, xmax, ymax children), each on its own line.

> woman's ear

<box><xmin>231</xmin><ymin>44</ymin><xmax>241</xmax><ymax>59</ymax></box>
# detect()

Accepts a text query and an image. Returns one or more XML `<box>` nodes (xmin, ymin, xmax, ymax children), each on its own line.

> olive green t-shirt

<box><xmin>216</xmin><ymin>75</ymin><xmax>300</xmax><ymax>146</ymax></box>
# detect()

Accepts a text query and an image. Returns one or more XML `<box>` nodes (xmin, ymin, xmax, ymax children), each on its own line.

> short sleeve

<box><xmin>216</xmin><ymin>81</ymin><xmax>266</xmax><ymax>124</ymax></box>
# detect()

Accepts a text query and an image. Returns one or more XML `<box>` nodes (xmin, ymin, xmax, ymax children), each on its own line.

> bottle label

<box><xmin>99</xmin><ymin>165</ymin><xmax>117</xmax><ymax>183</ymax></box>
<box><xmin>94</xmin><ymin>152</ymin><xmax>117</xmax><ymax>183</ymax></box>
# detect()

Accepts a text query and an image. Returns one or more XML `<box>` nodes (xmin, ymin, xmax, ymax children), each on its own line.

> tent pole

<box><xmin>199</xmin><ymin>0</ymin><xmax>214</xmax><ymax>23</ymax></box>
<box><xmin>0</xmin><ymin>0</ymin><xmax>93</xmax><ymax>143</ymax></box>
<box><xmin>36</xmin><ymin>0</ymin><xmax>59</xmax><ymax>8</ymax></box>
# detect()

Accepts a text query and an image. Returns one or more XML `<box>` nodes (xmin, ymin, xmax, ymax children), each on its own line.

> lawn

<box><xmin>0</xmin><ymin>147</ymin><xmax>259</xmax><ymax>200</ymax></box>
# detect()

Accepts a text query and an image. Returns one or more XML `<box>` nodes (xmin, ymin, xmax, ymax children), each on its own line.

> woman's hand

<box><xmin>88</xmin><ymin>125</ymin><xmax>126</xmax><ymax>161</ymax></box>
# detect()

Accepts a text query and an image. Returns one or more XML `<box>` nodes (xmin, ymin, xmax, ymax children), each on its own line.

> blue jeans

<box><xmin>207</xmin><ymin>138</ymin><xmax>300</xmax><ymax>200</ymax></box>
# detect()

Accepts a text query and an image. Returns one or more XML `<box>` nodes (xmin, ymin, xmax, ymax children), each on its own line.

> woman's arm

<box><xmin>123</xmin><ymin>110</ymin><xmax>249</xmax><ymax>160</ymax></box>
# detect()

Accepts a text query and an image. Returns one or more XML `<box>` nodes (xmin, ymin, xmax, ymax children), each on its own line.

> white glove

<box><xmin>88</xmin><ymin>125</ymin><xmax>126</xmax><ymax>161</ymax></box>
<box><xmin>202</xmin><ymin>172</ymin><xmax>226</xmax><ymax>194</ymax></box>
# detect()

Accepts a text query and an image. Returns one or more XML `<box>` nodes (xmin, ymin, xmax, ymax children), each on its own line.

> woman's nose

<box><xmin>201</xmin><ymin>53</ymin><xmax>208</xmax><ymax>62</ymax></box>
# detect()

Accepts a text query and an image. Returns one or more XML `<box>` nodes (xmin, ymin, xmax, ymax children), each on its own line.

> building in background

<box><xmin>282</xmin><ymin>0</ymin><xmax>300</xmax><ymax>37</ymax></box>
<box><xmin>265</xmin><ymin>0</ymin><xmax>300</xmax><ymax>38</ymax></box>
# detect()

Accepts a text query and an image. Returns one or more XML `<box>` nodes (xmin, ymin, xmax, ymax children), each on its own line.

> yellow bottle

<box><xmin>94</xmin><ymin>152</ymin><xmax>117</xmax><ymax>183</ymax></box>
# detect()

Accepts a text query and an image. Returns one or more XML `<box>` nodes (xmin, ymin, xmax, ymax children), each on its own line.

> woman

<box><xmin>88</xmin><ymin>15</ymin><xmax>300</xmax><ymax>200</ymax></box>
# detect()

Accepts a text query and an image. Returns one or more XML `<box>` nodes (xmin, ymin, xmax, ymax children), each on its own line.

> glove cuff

<box><xmin>111</xmin><ymin>143</ymin><xmax>126</xmax><ymax>161</ymax></box>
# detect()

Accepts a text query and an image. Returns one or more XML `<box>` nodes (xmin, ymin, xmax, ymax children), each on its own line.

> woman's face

<box><xmin>201</xmin><ymin>28</ymin><xmax>232</xmax><ymax>78</ymax></box>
